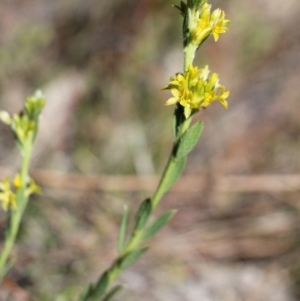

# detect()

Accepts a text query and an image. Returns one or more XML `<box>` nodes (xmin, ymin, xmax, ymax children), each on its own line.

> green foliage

<box><xmin>134</xmin><ymin>198</ymin><xmax>152</xmax><ymax>232</ymax></box>
<box><xmin>0</xmin><ymin>90</ymin><xmax>46</xmax><ymax>150</ymax></box>
<box><xmin>92</xmin><ymin>272</ymin><xmax>110</xmax><ymax>300</ymax></box>
<box><xmin>161</xmin><ymin>156</ymin><xmax>187</xmax><ymax>194</ymax></box>
<box><xmin>190</xmin><ymin>0</ymin><xmax>207</xmax><ymax>9</ymax></box>
<box><xmin>25</xmin><ymin>90</ymin><xmax>46</xmax><ymax>121</ymax></box>
<box><xmin>183</xmin><ymin>5</ymin><xmax>192</xmax><ymax>47</ymax></box>
<box><xmin>176</xmin><ymin>121</ymin><xmax>203</xmax><ymax>158</ymax></box>
<box><xmin>78</xmin><ymin>284</ymin><xmax>93</xmax><ymax>301</ymax></box>
<box><xmin>173</xmin><ymin>105</ymin><xmax>186</xmax><ymax>141</ymax></box>
<box><xmin>118</xmin><ymin>206</ymin><xmax>129</xmax><ymax>254</ymax></box>
<box><xmin>118</xmin><ymin>247</ymin><xmax>148</xmax><ymax>271</ymax></box>
<box><xmin>101</xmin><ymin>285</ymin><xmax>123</xmax><ymax>301</ymax></box>
<box><xmin>141</xmin><ymin>210</ymin><xmax>176</xmax><ymax>241</ymax></box>
<box><xmin>173</xmin><ymin>1</ymin><xmax>187</xmax><ymax>16</ymax></box>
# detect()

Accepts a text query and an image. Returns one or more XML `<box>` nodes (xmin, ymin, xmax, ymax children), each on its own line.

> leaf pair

<box><xmin>118</xmin><ymin>200</ymin><xmax>176</xmax><ymax>254</ymax></box>
<box><xmin>78</xmin><ymin>281</ymin><xmax>122</xmax><ymax>301</ymax></box>
<box><xmin>117</xmin><ymin>198</ymin><xmax>152</xmax><ymax>255</ymax></box>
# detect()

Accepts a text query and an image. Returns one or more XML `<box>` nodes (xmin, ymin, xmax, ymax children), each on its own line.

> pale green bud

<box><xmin>0</xmin><ymin>111</ymin><xmax>11</xmax><ymax>125</ymax></box>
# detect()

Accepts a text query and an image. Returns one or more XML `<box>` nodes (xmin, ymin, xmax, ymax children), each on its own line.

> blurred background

<box><xmin>0</xmin><ymin>0</ymin><xmax>300</xmax><ymax>300</ymax></box>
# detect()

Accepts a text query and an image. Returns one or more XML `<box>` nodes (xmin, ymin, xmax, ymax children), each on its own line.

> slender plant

<box><xmin>78</xmin><ymin>1</ymin><xmax>230</xmax><ymax>300</ymax></box>
<box><xmin>0</xmin><ymin>0</ymin><xmax>230</xmax><ymax>299</ymax></box>
<box><xmin>0</xmin><ymin>91</ymin><xmax>44</xmax><ymax>282</ymax></box>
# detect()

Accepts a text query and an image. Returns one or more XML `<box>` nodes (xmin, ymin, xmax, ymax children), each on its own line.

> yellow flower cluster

<box><xmin>0</xmin><ymin>176</ymin><xmax>41</xmax><ymax>211</ymax></box>
<box><xmin>0</xmin><ymin>178</ymin><xmax>17</xmax><ymax>211</ymax></box>
<box><xmin>12</xmin><ymin>115</ymin><xmax>35</xmax><ymax>142</ymax></box>
<box><xmin>163</xmin><ymin>64</ymin><xmax>229</xmax><ymax>118</ymax></box>
<box><xmin>191</xmin><ymin>3</ymin><xmax>230</xmax><ymax>44</ymax></box>
<box><xmin>0</xmin><ymin>90</ymin><xmax>45</xmax><ymax>150</ymax></box>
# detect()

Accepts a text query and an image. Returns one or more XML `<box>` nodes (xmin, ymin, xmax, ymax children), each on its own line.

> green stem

<box><xmin>0</xmin><ymin>138</ymin><xmax>33</xmax><ymax>280</ymax></box>
<box><xmin>151</xmin><ymin>155</ymin><xmax>175</xmax><ymax>209</ymax></box>
<box><xmin>183</xmin><ymin>44</ymin><xmax>196</xmax><ymax>72</ymax></box>
<box><xmin>120</xmin><ymin>43</ymin><xmax>196</xmax><ymax>256</ymax></box>
<box><xmin>94</xmin><ymin>116</ymin><xmax>193</xmax><ymax>299</ymax></box>
<box><xmin>120</xmin><ymin>153</ymin><xmax>177</xmax><ymax>254</ymax></box>
<box><xmin>19</xmin><ymin>140</ymin><xmax>32</xmax><ymax>213</ymax></box>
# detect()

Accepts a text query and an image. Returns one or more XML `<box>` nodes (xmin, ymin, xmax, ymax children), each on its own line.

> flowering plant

<box><xmin>0</xmin><ymin>91</ymin><xmax>44</xmax><ymax>281</ymax></box>
<box><xmin>0</xmin><ymin>1</ymin><xmax>230</xmax><ymax>299</ymax></box>
<box><xmin>77</xmin><ymin>1</ymin><xmax>230</xmax><ymax>300</ymax></box>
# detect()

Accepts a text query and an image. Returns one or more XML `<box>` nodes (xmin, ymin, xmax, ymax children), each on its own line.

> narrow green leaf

<box><xmin>78</xmin><ymin>284</ymin><xmax>93</xmax><ymax>301</ymax></box>
<box><xmin>162</xmin><ymin>156</ymin><xmax>186</xmax><ymax>194</ymax></box>
<box><xmin>172</xmin><ymin>114</ymin><xmax>177</xmax><ymax>141</ymax></box>
<box><xmin>191</xmin><ymin>0</ymin><xmax>207</xmax><ymax>9</ymax></box>
<box><xmin>187</xmin><ymin>0</ymin><xmax>193</xmax><ymax>8</ymax></box>
<box><xmin>93</xmin><ymin>271</ymin><xmax>109</xmax><ymax>299</ymax></box>
<box><xmin>134</xmin><ymin>198</ymin><xmax>152</xmax><ymax>232</ymax></box>
<box><xmin>176</xmin><ymin>121</ymin><xmax>203</xmax><ymax>158</ymax></box>
<box><xmin>173</xmin><ymin>1</ymin><xmax>187</xmax><ymax>16</ymax></box>
<box><xmin>118</xmin><ymin>205</ymin><xmax>129</xmax><ymax>254</ymax></box>
<box><xmin>141</xmin><ymin>210</ymin><xmax>176</xmax><ymax>241</ymax></box>
<box><xmin>118</xmin><ymin>247</ymin><xmax>148</xmax><ymax>270</ymax></box>
<box><xmin>101</xmin><ymin>285</ymin><xmax>123</xmax><ymax>301</ymax></box>
<box><xmin>183</xmin><ymin>8</ymin><xmax>192</xmax><ymax>47</ymax></box>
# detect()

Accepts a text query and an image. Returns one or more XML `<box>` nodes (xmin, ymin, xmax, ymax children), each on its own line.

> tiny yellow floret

<box><xmin>13</xmin><ymin>174</ymin><xmax>22</xmax><ymax>189</ymax></box>
<box><xmin>0</xmin><ymin>178</ymin><xmax>17</xmax><ymax>211</ymax></box>
<box><xmin>25</xmin><ymin>178</ymin><xmax>42</xmax><ymax>197</ymax></box>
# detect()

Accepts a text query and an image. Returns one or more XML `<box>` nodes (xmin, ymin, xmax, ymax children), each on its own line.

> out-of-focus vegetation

<box><xmin>0</xmin><ymin>0</ymin><xmax>300</xmax><ymax>300</ymax></box>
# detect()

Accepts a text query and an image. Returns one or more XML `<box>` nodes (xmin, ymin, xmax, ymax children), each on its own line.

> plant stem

<box><xmin>183</xmin><ymin>44</ymin><xmax>196</xmax><ymax>72</ymax></box>
<box><xmin>119</xmin><ymin>43</ymin><xmax>196</xmax><ymax>256</ymax></box>
<box><xmin>0</xmin><ymin>138</ymin><xmax>33</xmax><ymax>280</ymax></box>
<box><xmin>151</xmin><ymin>44</ymin><xmax>195</xmax><ymax>209</ymax></box>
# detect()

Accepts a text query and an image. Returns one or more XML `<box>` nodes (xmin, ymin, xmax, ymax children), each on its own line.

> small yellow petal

<box><xmin>170</xmin><ymin>88</ymin><xmax>180</xmax><ymax>97</ymax></box>
<box><xmin>13</xmin><ymin>174</ymin><xmax>22</xmax><ymax>189</ymax></box>
<box><xmin>166</xmin><ymin>97</ymin><xmax>178</xmax><ymax>106</ymax></box>
<box><xmin>212</xmin><ymin>32</ymin><xmax>219</xmax><ymax>41</ymax></box>
<box><xmin>219</xmin><ymin>99</ymin><xmax>228</xmax><ymax>109</ymax></box>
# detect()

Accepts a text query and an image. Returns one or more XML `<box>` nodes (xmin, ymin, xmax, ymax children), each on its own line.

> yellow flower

<box><xmin>25</xmin><ymin>178</ymin><xmax>41</xmax><ymax>197</ymax></box>
<box><xmin>13</xmin><ymin>174</ymin><xmax>22</xmax><ymax>189</ymax></box>
<box><xmin>216</xmin><ymin>85</ymin><xmax>230</xmax><ymax>109</ymax></box>
<box><xmin>211</xmin><ymin>9</ymin><xmax>231</xmax><ymax>41</ymax></box>
<box><xmin>0</xmin><ymin>175</ymin><xmax>41</xmax><ymax>211</ymax></box>
<box><xmin>192</xmin><ymin>3</ymin><xmax>230</xmax><ymax>45</ymax></box>
<box><xmin>193</xmin><ymin>3</ymin><xmax>212</xmax><ymax>42</ymax></box>
<box><xmin>0</xmin><ymin>178</ymin><xmax>17</xmax><ymax>211</ymax></box>
<box><xmin>163</xmin><ymin>64</ymin><xmax>229</xmax><ymax>118</ymax></box>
